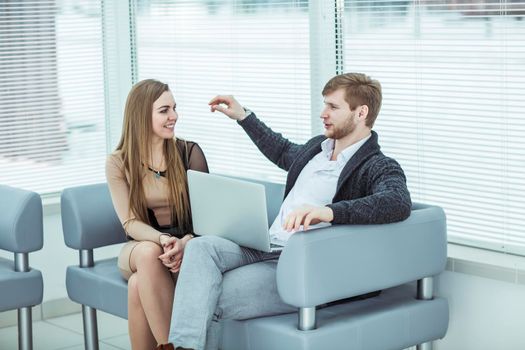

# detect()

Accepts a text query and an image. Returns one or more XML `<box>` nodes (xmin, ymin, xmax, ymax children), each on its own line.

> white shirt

<box><xmin>269</xmin><ymin>135</ymin><xmax>371</xmax><ymax>243</ymax></box>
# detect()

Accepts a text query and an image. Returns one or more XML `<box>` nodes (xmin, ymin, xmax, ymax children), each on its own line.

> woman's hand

<box><xmin>158</xmin><ymin>234</ymin><xmax>193</xmax><ymax>273</ymax></box>
<box><xmin>159</xmin><ymin>234</ymin><xmax>177</xmax><ymax>251</ymax></box>
<box><xmin>158</xmin><ymin>234</ymin><xmax>181</xmax><ymax>271</ymax></box>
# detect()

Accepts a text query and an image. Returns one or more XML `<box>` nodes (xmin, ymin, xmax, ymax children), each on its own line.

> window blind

<box><xmin>0</xmin><ymin>0</ymin><xmax>106</xmax><ymax>195</ymax></box>
<box><xmin>343</xmin><ymin>0</ymin><xmax>525</xmax><ymax>254</ymax></box>
<box><xmin>135</xmin><ymin>0</ymin><xmax>311</xmax><ymax>183</ymax></box>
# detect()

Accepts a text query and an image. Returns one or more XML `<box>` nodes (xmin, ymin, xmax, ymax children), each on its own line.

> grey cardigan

<box><xmin>238</xmin><ymin>113</ymin><xmax>412</xmax><ymax>225</ymax></box>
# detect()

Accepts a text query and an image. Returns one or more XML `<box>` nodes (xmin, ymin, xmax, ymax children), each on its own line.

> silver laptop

<box><xmin>187</xmin><ymin>170</ymin><xmax>284</xmax><ymax>253</ymax></box>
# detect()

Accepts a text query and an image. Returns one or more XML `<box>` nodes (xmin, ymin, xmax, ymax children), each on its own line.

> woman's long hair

<box><xmin>115</xmin><ymin>79</ymin><xmax>191</xmax><ymax>234</ymax></box>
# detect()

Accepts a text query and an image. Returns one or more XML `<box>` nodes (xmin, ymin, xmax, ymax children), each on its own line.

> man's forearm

<box><xmin>328</xmin><ymin>190</ymin><xmax>411</xmax><ymax>225</ymax></box>
<box><xmin>238</xmin><ymin>112</ymin><xmax>302</xmax><ymax>171</ymax></box>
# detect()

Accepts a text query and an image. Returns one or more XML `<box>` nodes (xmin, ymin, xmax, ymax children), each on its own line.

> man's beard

<box><xmin>328</xmin><ymin>112</ymin><xmax>357</xmax><ymax>140</ymax></box>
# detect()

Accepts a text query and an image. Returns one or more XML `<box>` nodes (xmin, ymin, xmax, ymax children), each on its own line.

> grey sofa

<box><xmin>61</xmin><ymin>179</ymin><xmax>448</xmax><ymax>350</ymax></box>
<box><xmin>0</xmin><ymin>185</ymin><xmax>44</xmax><ymax>350</ymax></box>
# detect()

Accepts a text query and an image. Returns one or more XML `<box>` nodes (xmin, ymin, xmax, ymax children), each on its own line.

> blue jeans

<box><xmin>168</xmin><ymin>236</ymin><xmax>295</xmax><ymax>350</ymax></box>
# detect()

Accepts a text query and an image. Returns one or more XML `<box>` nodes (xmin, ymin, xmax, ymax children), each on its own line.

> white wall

<box><xmin>435</xmin><ymin>271</ymin><xmax>525</xmax><ymax>350</ymax></box>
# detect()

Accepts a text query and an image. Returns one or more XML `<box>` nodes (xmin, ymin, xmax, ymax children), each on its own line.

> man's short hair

<box><xmin>322</xmin><ymin>73</ymin><xmax>382</xmax><ymax>127</ymax></box>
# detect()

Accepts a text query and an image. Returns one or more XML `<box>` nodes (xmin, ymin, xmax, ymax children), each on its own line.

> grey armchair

<box><xmin>0</xmin><ymin>185</ymin><xmax>44</xmax><ymax>350</ymax></box>
<box><xmin>220</xmin><ymin>202</ymin><xmax>448</xmax><ymax>350</ymax></box>
<box><xmin>61</xmin><ymin>179</ymin><xmax>448</xmax><ymax>350</ymax></box>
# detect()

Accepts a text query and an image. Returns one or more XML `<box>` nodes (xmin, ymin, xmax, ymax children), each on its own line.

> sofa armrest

<box><xmin>276</xmin><ymin>203</ymin><xmax>447</xmax><ymax>308</ymax></box>
<box><xmin>61</xmin><ymin>183</ymin><xmax>126</xmax><ymax>250</ymax></box>
<box><xmin>0</xmin><ymin>185</ymin><xmax>43</xmax><ymax>253</ymax></box>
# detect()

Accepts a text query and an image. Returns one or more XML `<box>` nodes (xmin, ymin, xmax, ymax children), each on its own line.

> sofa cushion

<box><xmin>66</xmin><ymin>258</ymin><xmax>448</xmax><ymax>350</ymax></box>
<box><xmin>0</xmin><ymin>257</ymin><xmax>43</xmax><ymax>312</ymax></box>
<box><xmin>221</xmin><ymin>283</ymin><xmax>448</xmax><ymax>350</ymax></box>
<box><xmin>66</xmin><ymin>257</ymin><xmax>128</xmax><ymax>319</ymax></box>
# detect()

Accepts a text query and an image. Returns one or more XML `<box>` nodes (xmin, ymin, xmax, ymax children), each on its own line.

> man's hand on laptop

<box><xmin>283</xmin><ymin>204</ymin><xmax>334</xmax><ymax>232</ymax></box>
<box><xmin>208</xmin><ymin>95</ymin><xmax>246</xmax><ymax>121</ymax></box>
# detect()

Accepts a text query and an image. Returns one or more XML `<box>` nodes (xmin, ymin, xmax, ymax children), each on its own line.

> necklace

<box><xmin>147</xmin><ymin>165</ymin><xmax>166</xmax><ymax>179</ymax></box>
<box><xmin>143</xmin><ymin>161</ymin><xmax>166</xmax><ymax>179</ymax></box>
<box><xmin>146</xmin><ymin>152</ymin><xmax>166</xmax><ymax>179</ymax></box>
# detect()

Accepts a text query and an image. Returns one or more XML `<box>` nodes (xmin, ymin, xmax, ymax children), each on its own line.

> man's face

<box><xmin>321</xmin><ymin>88</ymin><xmax>360</xmax><ymax>140</ymax></box>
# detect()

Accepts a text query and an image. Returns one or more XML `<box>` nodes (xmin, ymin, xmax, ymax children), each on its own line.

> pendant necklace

<box><xmin>146</xmin><ymin>160</ymin><xmax>166</xmax><ymax>179</ymax></box>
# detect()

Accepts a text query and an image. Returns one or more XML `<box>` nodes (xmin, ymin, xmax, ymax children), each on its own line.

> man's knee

<box><xmin>217</xmin><ymin>260</ymin><xmax>291</xmax><ymax>320</ymax></box>
<box><xmin>184</xmin><ymin>236</ymin><xmax>222</xmax><ymax>256</ymax></box>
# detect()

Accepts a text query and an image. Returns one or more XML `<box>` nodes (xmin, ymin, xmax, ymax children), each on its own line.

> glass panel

<box><xmin>0</xmin><ymin>0</ymin><xmax>106</xmax><ymax>194</ymax></box>
<box><xmin>343</xmin><ymin>0</ymin><xmax>525</xmax><ymax>254</ymax></box>
<box><xmin>135</xmin><ymin>0</ymin><xmax>311</xmax><ymax>183</ymax></box>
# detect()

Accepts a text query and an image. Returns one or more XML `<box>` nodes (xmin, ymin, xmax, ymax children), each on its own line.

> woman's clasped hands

<box><xmin>158</xmin><ymin>234</ymin><xmax>192</xmax><ymax>273</ymax></box>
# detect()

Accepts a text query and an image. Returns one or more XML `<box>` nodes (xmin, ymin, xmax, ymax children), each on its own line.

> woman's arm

<box><xmin>105</xmin><ymin>154</ymin><xmax>166</xmax><ymax>244</ymax></box>
<box><xmin>186</xmin><ymin>141</ymin><xmax>209</xmax><ymax>173</ymax></box>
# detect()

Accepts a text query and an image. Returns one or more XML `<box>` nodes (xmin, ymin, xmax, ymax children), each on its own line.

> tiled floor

<box><xmin>0</xmin><ymin>312</ymin><xmax>131</xmax><ymax>350</ymax></box>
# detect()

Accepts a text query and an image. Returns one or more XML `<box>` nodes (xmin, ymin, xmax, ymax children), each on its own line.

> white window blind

<box><xmin>135</xmin><ymin>0</ymin><xmax>311</xmax><ymax>183</ymax></box>
<box><xmin>343</xmin><ymin>0</ymin><xmax>525</xmax><ymax>254</ymax></box>
<box><xmin>0</xmin><ymin>0</ymin><xmax>106</xmax><ymax>195</ymax></box>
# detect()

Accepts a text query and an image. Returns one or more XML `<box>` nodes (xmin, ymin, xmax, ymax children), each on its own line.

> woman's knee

<box><xmin>131</xmin><ymin>241</ymin><xmax>163</xmax><ymax>269</ymax></box>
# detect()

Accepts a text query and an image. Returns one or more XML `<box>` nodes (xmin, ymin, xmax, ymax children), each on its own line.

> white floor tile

<box><xmin>97</xmin><ymin>312</ymin><xmax>129</xmax><ymax>339</ymax></box>
<box><xmin>43</xmin><ymin>313</ymin><xmax>83</xmax><ymax>335</ymax></box>
<box><xmin>101</xmin><ymin>334</ymin><xmax>131</xmax><ymax>350</ymax></box>
<box><xmin>58</xmin><ymin>342</ymin><xmax>122</xmax><ymax>350</ymax></box>
<box><xmin>0</xmin><ymin>320</ymin><xmax>84</xmax><ymax>350</ymax></box>
<box><xmin>0</xmin><ymin>312</ymin><xmax>130</xmax><ymax>350</ymax></box>
<box><xmin>45</xmin><ymin>311</ymin><xmax>128</xmax><ymax>340</ymax></box>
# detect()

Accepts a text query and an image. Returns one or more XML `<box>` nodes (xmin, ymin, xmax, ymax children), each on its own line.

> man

<box><xmin>162</xmin><ymin>72</ymin><xmax>411</xmax><ymax>350</ymax></box>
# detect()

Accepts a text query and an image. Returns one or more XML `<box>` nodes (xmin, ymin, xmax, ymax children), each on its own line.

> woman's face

<box><xmin>151</xmin><ymin>90</ymin><xmax>178</xmax><ymax>141</ymax></box>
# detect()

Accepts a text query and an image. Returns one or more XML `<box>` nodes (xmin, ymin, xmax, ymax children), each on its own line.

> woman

<box><xmin>106</xmin><ymin>79</ymin><xmax>208</xmax><ymax>349</ymax></box>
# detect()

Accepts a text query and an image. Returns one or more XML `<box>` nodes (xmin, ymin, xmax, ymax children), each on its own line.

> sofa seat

<box><xmin>66</xmin><ymin>257</ymin><xmax>128</xmax><ymax>319</ymax></box>
<box><xmin>221</xmin><ymin>283</ymin><xmax>448</xmax><ymax>350</ymax></box>
<box><xmin>0</xmin><ymin>257</ymin><xmax>43</xmax><ymax>312</ymax></box>
<box><xmin>67</xmin><ymin>256</ymin><xmax>448</xmax><ymax>350</ymax></box>
<box><xmin>61</xmin><ymin>182</ymin><xmax>449</xmax><ymax>350</ymax></box>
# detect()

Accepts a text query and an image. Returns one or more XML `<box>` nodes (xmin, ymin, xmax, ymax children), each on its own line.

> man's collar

<box><xmin>320</xmin><ymin>138</ymin><xmax>335</xmax><ymax>156</ymax></box>
<box><xmin>322</xmin><ymin>134</ymin><xmax>372</xmax><ymax>162</ymax></box>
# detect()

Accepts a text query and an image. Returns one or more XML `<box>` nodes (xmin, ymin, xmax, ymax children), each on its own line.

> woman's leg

<box><xmin>129</xmin><ymin>241</ymin><xmax>175</xmax><ymax>345</ymax></box>
<box><xmin>128</xmin><ymin>273</ymin><xmax>156</xmax><ymax>349</ymax></box>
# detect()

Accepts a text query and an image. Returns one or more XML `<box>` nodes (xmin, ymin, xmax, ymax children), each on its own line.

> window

<box><xmin>342</xmin><ymin>0</ymin><xmax>525</xmax><ymax>254</ymax></box>
<box><xmin>3</xmin><ymin>0</ymin><xmax>522</xmax><ymax>256</ymax></box>
<box><xmin>0</xmin><ymin>0</ymin><xmax>106</xmax><ymax>195</ymax></box>
<box><xmin>135</xmin><ymin>0</ymin><xmax>311</xmax><ymax>183</ymax></box>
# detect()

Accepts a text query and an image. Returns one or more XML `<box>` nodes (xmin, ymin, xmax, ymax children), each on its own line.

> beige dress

<box><xmin>105</xmin><ymin>140</ymin><xmax>208</xmax><ymax>279</ymax></box>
